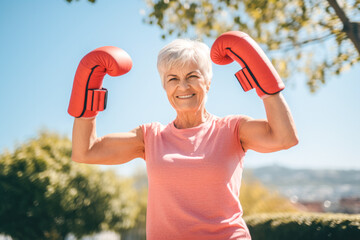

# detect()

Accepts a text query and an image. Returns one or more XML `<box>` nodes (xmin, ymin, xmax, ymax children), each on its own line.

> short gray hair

<box><xmin>157</xmin><ymin>39</ymin><xmax>213</xmax><ymax>88</ymax></box>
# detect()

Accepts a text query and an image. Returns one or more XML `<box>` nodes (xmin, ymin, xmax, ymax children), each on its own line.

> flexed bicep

<box><xmin>238</xmin><ymin>116</ymin><xmax>278</xmax><ymax>153</ymax></box>
<box><xmin>73</xmin><ymin>124</ymin><xmax>144</xmax><ymax>165</ymax></box>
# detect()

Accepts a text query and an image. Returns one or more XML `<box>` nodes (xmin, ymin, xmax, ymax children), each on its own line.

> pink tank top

<box><xmin>141</xmin><ymin>114</ymin><xmax>251</xmax><ymax>240</ymax></box>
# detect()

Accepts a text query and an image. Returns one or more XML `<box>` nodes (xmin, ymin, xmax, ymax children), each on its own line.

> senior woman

<box><xmin>68</xmin><ymin>31</ymin><xmax>298</xmax><ymax>240</ymax></box>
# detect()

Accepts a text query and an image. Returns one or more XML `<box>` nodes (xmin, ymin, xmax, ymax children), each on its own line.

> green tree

<box><xmin>122</xmin><ymin>170</ymin><xmax>148</xmax><ymax>240</ymax></box>
<box><xmin>65</xmin><ymin>0</ymin><xmax>360</xmax><ymax>91</ymax></box>
<box><xmin>0</xmin><ymin>132</ymin><xmax>139</xmax><ymax>240</ymax></box>
<box><xmin>141</xmin><ymin>0</ymin><xmax>360</xmax><ymax>92</ymax></box>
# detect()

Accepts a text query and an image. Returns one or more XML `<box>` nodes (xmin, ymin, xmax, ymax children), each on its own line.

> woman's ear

<box><xmin>206</xmin><ymin>80</ymin><xmax>211</xmax><ymax>93</ymax></box>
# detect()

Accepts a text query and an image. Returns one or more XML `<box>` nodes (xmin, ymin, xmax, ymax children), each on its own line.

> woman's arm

<box><xmin>239</xmin><ymin>93</ymin><xmax>298</xmax><ymax>153</ymax></box>
<box><xmin>71</xmin><ymin>118</ymin><xmax>144</xmax><ymax>165</ymax></box>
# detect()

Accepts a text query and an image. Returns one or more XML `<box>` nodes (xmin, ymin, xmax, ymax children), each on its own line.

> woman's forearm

<box><xmin>263</xmin><ymin>93</ymin><xmax>298</xmax><ymax>148</ymax></box>
<box><xmin>71</xmin><ymin>118</ymin><xmax>98</xmax><ymax>162</ymax></box>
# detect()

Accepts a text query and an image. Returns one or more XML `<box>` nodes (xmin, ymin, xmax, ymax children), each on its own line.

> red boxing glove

<box><xmin>210</xmin><ymin>31</ymin><xmax>284</xmax><ymax>98</ymax></box>
<box><xmin>68</xmin><ymin>46</ymin><xmax>132</xmax><ymax>118</ymax></box>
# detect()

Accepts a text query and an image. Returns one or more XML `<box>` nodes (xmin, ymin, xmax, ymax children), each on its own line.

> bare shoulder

<box><xmin>238</xmin><ymin>115</ymin><xmax>269</xmax><ymax>136</ymax></box>
<box><xmin>238</xmin><ymin>115</ymin><xmax>255</xmax><ymax>131</ymax></box>
<box><xmin>130</xmin><ymin>126</ymin><xmax>145</xmax><ymax>146</ymax></box>
<box><xmin>239</xmin><ymin>115</ymin><xmax>253</xmax><ymax>124</ymax></box>
<box><xmin>98</xmin><ymin>125</ymin><xmax>145</xmax><ymax>156</ymax></box>
<box><xmin>238</xmin><ymin>115</ymin><xmax>272</xmax><ymax>152</ymax></box>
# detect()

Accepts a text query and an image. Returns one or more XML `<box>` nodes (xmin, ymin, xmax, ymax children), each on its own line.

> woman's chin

<box><xmin>173</xmin><ymin>104</ymin><xmax>203</xmax><ymax>114</ymax></box>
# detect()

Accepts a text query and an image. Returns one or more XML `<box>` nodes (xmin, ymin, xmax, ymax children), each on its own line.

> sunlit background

<box><xmin>1</xmin><ymin>0</ymin><xmax>360</xmax><ymax>239</ymax></box>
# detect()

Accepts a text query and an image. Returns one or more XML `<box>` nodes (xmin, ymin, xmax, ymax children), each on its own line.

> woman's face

<box><xmin>164</xmin><ymin>61</ymin><xmax>210</xmax><ymax>114</ymax></box>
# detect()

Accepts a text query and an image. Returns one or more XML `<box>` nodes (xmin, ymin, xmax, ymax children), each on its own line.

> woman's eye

<box><xmin>189</xmin><ymin>75</ymin><xmax>199</xmax><ymax>79</ymax></box>
<box><xmin>168</xmin><ymin>78</ymin><xmax>177</xmax><ymax>81</ymax></box>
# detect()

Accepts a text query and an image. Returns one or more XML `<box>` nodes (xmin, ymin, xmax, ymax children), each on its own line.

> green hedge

<box><xmin>244</xmin><ymin>213</ymin><xmax>360</xmax><ymax>240</ymax></box>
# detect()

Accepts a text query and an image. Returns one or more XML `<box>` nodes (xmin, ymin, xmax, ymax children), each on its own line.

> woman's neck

<box><xmin>174</xmin><ymin>109</ymin><xmax>210</xmax><ymax>129</ymax></box>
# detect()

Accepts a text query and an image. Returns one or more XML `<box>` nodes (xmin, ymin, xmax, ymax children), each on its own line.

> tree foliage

<box><xmin>121</xmin><ymin>170</ymin><xmax>148</xmax><ymax>240</ymax></box>
<box><xmin>240</xmin><ymin>171</ymin><xmax>300</xmax><ymax>216</ymax></box>
<box><xmin>0</xmin><ymin>132</ymin><xmax>139</xmax><ymax>240</ymax></box>
<box><xmin>143</xmin><ymin>0</ymin><xmax>360</xmax><ymax>92</ymax></box>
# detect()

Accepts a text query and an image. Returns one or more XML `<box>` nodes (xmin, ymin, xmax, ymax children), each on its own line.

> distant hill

<box><xmin>244</xmin><ymin>165</ymin><xmax>360</xmax><ymax>202</ymax></box>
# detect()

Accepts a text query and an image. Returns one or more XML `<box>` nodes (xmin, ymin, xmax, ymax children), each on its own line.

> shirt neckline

<box><xmin>170</xmin><ymin>113</ymin><xmax>214</xmax><ymax>133</ymax></box>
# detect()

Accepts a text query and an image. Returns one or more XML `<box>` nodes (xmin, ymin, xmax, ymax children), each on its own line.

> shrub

<box><xmin>244</xmin><ymin>212</ymin><xmax>360</xmax><ymax>240</ymax></box>
<box><xmin>0</xmin><ymin>132</ymin><xmax>139</xmax><ymax>240</ymax></box>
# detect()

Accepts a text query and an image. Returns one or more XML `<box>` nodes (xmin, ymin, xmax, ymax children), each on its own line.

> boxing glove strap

<box><xmin>235</xmin><ymin>67</ymin><xmax>254</xmax><ymax>92</ymax></box>
<box><xmin>86</xmin><ymin>88</ymin><xmax>108</xmax><ymax>112</ymax></box>
<box><xmin>226</xmin><ymin>48</ymin><xmax>280</xmax><ymax>95</ymax></box>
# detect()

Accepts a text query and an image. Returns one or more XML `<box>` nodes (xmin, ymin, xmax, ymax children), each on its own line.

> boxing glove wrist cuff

<box><xmin>85</xmin><ymin>88</ymin><xmax>108</xmax><ymax>112</ymax></box>
<box><xmin>235</xmin><ymin>68</ymin><xmax>254</xmax><ymax>92</ymax></box>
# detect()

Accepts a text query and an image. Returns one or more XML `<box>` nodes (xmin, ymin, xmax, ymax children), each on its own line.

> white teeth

<box><xmin>177</xmin><ymin>94</ymin><xmax>194</xmax><ymax>99</ymax></box>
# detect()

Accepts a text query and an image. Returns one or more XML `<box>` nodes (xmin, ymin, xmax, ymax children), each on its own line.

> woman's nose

<box><xmin>178</xmin><ymin>79</ymin><xmax>190</xmax><ymax>89</ymax></box>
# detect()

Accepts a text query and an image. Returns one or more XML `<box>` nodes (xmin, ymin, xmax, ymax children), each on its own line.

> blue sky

<box><xmin>1</xmin><ymin>0</ymin><xmax>359</xmax><ymax>176</ymax></box>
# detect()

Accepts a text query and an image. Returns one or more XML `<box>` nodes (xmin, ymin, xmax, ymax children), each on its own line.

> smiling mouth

<box><xmin>176</xmin><ymin>94</ymin><xmax>195</xmax><ymax>99</ymax></box>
